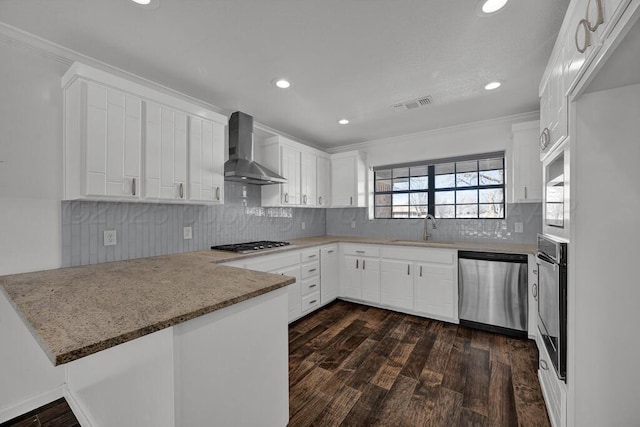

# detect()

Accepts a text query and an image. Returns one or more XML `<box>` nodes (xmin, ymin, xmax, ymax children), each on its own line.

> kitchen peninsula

<box><xmin>0</xmin><ymin>253</ymin><xmax>293</xmax><ymax>426</ymax></box>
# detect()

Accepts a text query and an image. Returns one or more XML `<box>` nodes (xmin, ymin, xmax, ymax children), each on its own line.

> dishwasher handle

<box><xmin>458</xmin><ymin>251</ymin><xmax>527</xmax><ymax>263</ymax></box>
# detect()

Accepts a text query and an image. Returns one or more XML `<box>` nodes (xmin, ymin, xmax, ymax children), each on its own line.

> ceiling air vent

<box><xmin>391</xmin><ymin>95</ymin><xmax>433</xmax><ymax>111</ymax></box>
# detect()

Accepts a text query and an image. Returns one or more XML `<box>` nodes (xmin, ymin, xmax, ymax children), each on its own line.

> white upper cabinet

<box><xmin>330</xmin><ymin>151</ymin><xmax>367</xmax><ymax>207</ymax></box>
<box><xmin>64</xmin><ymin>80</ymin><xmax>142</xmax><ymax>200</ymax></box>
<box><xmin>509</xmin><ymin>121</ymin><xmax>543</xmax><ymax>203</ymax></box>
<box><xmin>188</xmin><ymin>116</ymin><xmax>225</xmax><ymax>203</ymax></box>
<box><xmin>316</xmin><ymin>155</ymin><xmax>331</xmax><ymax>207</ymax></box>
<box><xmin>300</xmin><ymin>151</ymin><xmax>317</xmax><ymax>206</ymax></box>
<box><xmin>282</xmin><ymin>144</ymin><xmax>302</xmax><ymax>205</ymax></box>
<box><xmin>144</xmin><ymin>102</ymin><xmax>188</xmax><ymax>201</ymax></box>
<box><xmin>62</xmin><ymin>62</ymin><xmax>227</xmax><ymax>204</ymax></box>
<box><xmin>539</xmin><ymin>51</ymin><xmax>568</xmax><ymax>160</ymax></box>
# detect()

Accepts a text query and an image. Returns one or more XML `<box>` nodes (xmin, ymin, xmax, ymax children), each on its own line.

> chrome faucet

<box><xmin>423</xmin><ymin>214</ymin><xmax>437</xmax><ymax>240</ymax></box>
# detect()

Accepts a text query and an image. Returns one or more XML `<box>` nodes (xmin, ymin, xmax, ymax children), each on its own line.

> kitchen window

<box><xmin>373</xmin><ymin>153</ymin><xmax>505</xmax><ymax>219</ymax></box>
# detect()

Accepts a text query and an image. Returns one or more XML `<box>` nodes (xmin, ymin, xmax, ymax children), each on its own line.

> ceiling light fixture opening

<box><xmin>484</xmin><ymin>81</ymin><xmax>502</xmax><ymax>90</ymax></box>
<box><xmin>131</xmin><ymin>0</ymin><xmax>160</xmax><ymax>8</ymax></box>
<box><xmin>274</xmin><ymin>79</ymin><xmax>291</xmax><ymax>89</ymax></box>
<box><xmin>338</xmin><ymin>119</ymin><xmax>350</xmax><ymax>125</ymax></box>
<box><xmin>478</xmin><ymin>0</ymin><xmax>508</xmax><ymax>15</ymax></box>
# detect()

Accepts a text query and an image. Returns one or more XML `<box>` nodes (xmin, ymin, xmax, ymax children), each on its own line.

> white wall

<box><xmin>571</xmin><ymin>83</ymin><xmax>640</xmax><ymax>427</ymax></box>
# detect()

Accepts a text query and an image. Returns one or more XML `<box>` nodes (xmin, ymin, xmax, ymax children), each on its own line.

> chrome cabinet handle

<box><xmin>576</xmin><ymin>19</ymin><xmax>591</xmax><ymax>54</ymax></box>
<box><xmin>350</xmin><ymin>196</ymin><xmax>353</xmax><ymax>206</ymax></box>
<box><xmin>586</xmin><ymin>0</ymin><xmax>604</xmax><ymax>32</ymax></box>
<box><xmin>356</xmin><ymin>250</ymin><xmax>365</xmax><ymax>254</ymax></box>
<box><xmin>540</xmin><ymin>359</ymin><xmax>549</xmax><ymax>371</ymax></box>
<box><xmin>215</xmin><ymin>186</ymin><xmax>221</xmax><ymax>201</ymax></box>
<box><xmin>539</xmin><ymin>128</ymin><xmax>550</xmax><ymax>151</ymax></box>
<box><xmin>356</xmin><ymin>259</ymin><xmax>359</xmax><ymax>269</ymax></box>
<box><xmin>179</xmin><ymin>183</ymin><xmax>184</xmax><ymax>199</ymax></box>
<box><xmin>303</xmin><ymin>194</ymin><xmax>308</xmax><ymax>204</ymax></box>
<box><xmin>532</xmin><ymin>283</ymin><xmax>538</xmax><ymax>301</ymax></box>
<box><xmin>524</xmin><ymin>186</ymin><xmax>528</xmax><ymax>199</ymax></box>
<box><xmin>407</xmin><ymin>264</ymin><xmax>410</xmax><ymax>275</ymax></box>
<box><xmin>308</xmin><ymin>254</ymin><xmax>317</xmax><ymax>258</ymax></box>
<box><xmin>533</xmin><ymin>269</ymin><xmax>538</xmax><ymax>275</ymax></box>
<box><xmin>132</xmin><ymin>178</ymin><xmax>136</xmax><ymax>196</ymax></box>
<box><xmin>327</xmin><ymin>250</ymin><xmax>334</xmax><ymax>254</ymax></box>
<box><xmin>310</xmin><ymin>300</ymin><xmax>317</xmax><ymax>304</ymax></box>
<box><xmin>319</xmin><ymin>196</ymin><xmax>323</xmax><ymax>205</ymax></box>
<box><xmin>363</xmin><ymin>260</ymin><xmax>366</xmax><ymax>270</ymax></box>
<box><xmin>283</xmin><ymin>193</ymin><xmax>289</xmax><ymax>204</ymax></box>
<box><xmin>309</xmin><ymin>284</ymin><xmax>317</xmax><ymax>288</ymax></box>
<box><xmin>308</xmin><ymin>268</ymin><xmax>317</xmax><ymax>273</ymax></box>
<box><xmin>420</xmin><ymin>266</ymin><xmax>423</xmax><ymax>277</ymax></box>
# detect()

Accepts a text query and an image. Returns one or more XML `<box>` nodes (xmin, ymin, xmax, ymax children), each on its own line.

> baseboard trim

<box><xmin>0</xmin><ymin>386</ymin><xmax>64</xmax><ymax>424</ymax></box>
<box><xmin>63</xmin><ymin>386</ymin><xmax>95</xmax><ymax>427</ymax></box>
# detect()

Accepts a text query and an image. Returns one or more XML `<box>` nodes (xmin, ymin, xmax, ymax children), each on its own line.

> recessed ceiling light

<box><xmin>132</xmin><ymin>0</ymin><xmax>151</xmax><ymax>4</ymax></box>
<box><xmin>484</xmin><ymin>81</ymin><xmax>502</xmax><ymax>90</ymax></box>
<box><xmin>274</xmin><ymin>79</ymin><xmax>291</xmax><ymax>89</ymax></box>
<box><xmin>480</xmin><ymin>0</ymin><xmax>508</xmax><ymax>14</ymax></box>
<box><xmin>338</xmin><ymin>119</ymin><xmax>350</xmax><ymax>125</ymax></box>
<box><xmin>131</xmin><ymin>0</ymin><xmax>159</xmax><ymax>8</ymax></box>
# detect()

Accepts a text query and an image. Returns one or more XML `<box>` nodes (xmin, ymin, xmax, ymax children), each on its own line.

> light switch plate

<box><xmin>351</xmin><ymin>221</ymin><xmax>356</xmax><ymax>229</ymax></box>
<box><xmin>183</xmin><ymin>226</ymin><xmax>193</xmax><ymax>240</ymax></box>
<box><xmin>104</xmin><ymin>230</ymin><xmax>117</xmax><ymax>246</ymax></box>
<box><xmin>515</xmin><ymin>222</ymin><xmax>524</xmax><ymax>233</ymax></box>
<box><xmin>301</xmin><ymin>222</ymin><xmax>306</xmax><ymax>230</ymax></box>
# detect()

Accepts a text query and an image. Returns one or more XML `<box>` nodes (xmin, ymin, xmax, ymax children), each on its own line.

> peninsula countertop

<box><xmin>0</xmin><ymin>252</ymin><xmax>294</xmax><ymax>366</ymax></box>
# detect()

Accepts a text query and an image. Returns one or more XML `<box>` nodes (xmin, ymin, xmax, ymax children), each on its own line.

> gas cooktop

<box><xmin>211</xmin><ymin>241</ymin><xmax>291</xmax><ymax>254</ymax></box>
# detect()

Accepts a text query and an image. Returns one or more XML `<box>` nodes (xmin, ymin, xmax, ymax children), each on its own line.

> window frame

<box><xmin>373</xmin><ymin>153</ymin><xmax>506</xmax><ymax>220</ymax></box>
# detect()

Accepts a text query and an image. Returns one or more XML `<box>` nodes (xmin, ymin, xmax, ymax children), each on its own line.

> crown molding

<box><xmin>325</xmin><ymin>111</ymin><xmax>540</xmax><ymax>154</ymax></box>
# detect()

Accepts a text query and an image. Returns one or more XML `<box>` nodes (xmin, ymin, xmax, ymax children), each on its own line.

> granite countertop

<box><xmin>0</xmin><ymin>252</ymin><xmax>294</xmax><ymax>366</ymax></box>
<box><xmin>209</xmin><ymin>236</ymin><xmax>537</xmax><ymax>263</ymax></box>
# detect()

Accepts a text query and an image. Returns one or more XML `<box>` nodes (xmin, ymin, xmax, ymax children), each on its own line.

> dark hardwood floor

<box><xmin>289</xmin><ymin>300</ymin><xmax>550</xmax><ymax>427</ymax></box>
<box><xmin>0</xmin><ymin>398</ymin><xmax>79</xmax><ymax>427</ymax></box>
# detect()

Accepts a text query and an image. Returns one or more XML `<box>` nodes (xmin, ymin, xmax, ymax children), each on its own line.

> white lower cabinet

<box><xmin>320</xmin><ymin>245</ymin><xmax>339</xmax><ymax>304</ymax></box>
<box><xmin>300</xmin><ymin>248</ymin><xmax>320</xmax><ymax>314</ymax></box>
<box><xmin>414</xmin><ymin>261</ymin><xmax>455</xmax><ymax>321</ymax></box>
<box><xmin>340</xmin><ymin>245</ymin><xmax>381</xmax><ymax>304</ymax></box>
<box><xmin>380</xmin><ymin>259</ymin><xmax>414</xmax><ymax>310</ymax></box>
<box><xmin>537</xmin><ymin>331</ymin><xmax>567</xmax><ymax>427</ymax></box>
<box><xmin>278</xmin><ymin>264</ymin><xmax>302</xmax><ymax>322</ymax></box>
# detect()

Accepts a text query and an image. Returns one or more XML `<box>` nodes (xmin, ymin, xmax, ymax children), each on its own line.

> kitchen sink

<box><xmin>389</xmin><ymin>239</ymin><xmax>456</xmax><ymax>246</ymax></box>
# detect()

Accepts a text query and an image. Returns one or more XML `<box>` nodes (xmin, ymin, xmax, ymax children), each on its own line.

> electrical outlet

<box><xmin>301</xmin><ymin>222</ymin><xmax>306</xmax><ymax>230</ymax></box>
<box><xmin>351</xmin><ymin>221</ymin><xmax>356</xmax><ymax>229</ymax></box>
<box><xmin>514</xmin><ymin>222</ymin><xmax>524</xmax><ymax>233</ymax></box>
<box><xmin>104</xmin><ymin>230</ymin><xmax>117</xmax><ymax>246</ymax></box>
<box><xmin>183</xmin><ymin>226</ymin><xmax>193</xmax><ymax>240</ymax></box>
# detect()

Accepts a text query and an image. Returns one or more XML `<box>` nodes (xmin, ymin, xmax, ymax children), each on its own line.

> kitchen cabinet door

<box><xmin>361</xmin><ymin>257</ymin><xmax>381</xmax><ymax>304</ymax></box>
<box><xmin>317</xmin><ymin>156</ymin><xmax>331</xmax><ymax>207</ymax></box>
<box><xmin>380</xmin><ymin>259</ymin><xmax>414</xmax><ymax>310</ymax></box>
<box><xmin>342</xmin><ymin>255</ymin><xmax>362</xmax><ymax>300</ymax></box>
<box><xmin>276</xmin><ymin>264</ymin><xmax>301</xmax><ymax>322</ymax></box>
<box><xmin>281</xmin><ymin>145</ymin><xmax>301</xmax><ymax>205</ymax></box>
<box><xmin>145</xmin><ymin>101</ymin><xmax>188</xmax><ymax>201</ymax></box>
<box><xmin>84</xmin><ymin>82</ymin><xmax>142</xmax><ymax>199</ymax></box>
<box><xmin>511</xmin><ymin>121</ymin><xmax>543</xmax><ymax>203</ymax></box>
<box><xmin>331</xmin><ymin>156</ymin><xmax>356</xmax><ymax>207</ymax></box>
<box><xmin>414</xmin><ymin>262</ymin><xmax>455</xmax><ymax>321</ymax></box>
<box><xmin>301</xmin><ymin>151</ymin><xmax>317</xmax><ymax>206</ymax></box>
<box><xmin>540</xmin><ymin>52</ymin><xmax>568</xmax><ymax>160</ymax></box>
<box><xmin>188</xmin><ymin>116</ymin><xmax>225</xmax><ymax>203</ymax></box>
<box><xmin>320</xmin><ymin>246</ymin><xmax>339</xmax><ymax>304</ymax></box>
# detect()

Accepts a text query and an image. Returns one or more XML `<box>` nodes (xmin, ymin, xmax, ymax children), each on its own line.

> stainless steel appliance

<box><xmin>211</xmin><ymin>240</ymin><xmax>291</xmax><ymax>253</ymax></box>
<box><xmin>458</xmin><ymin>251</ymin><xmax>528</xmax><ymax>337</ymax></box>
<box><xmin>536</xmin><ymin>234</ymin><xmax>567</xmax><ymax>381</ymax></box>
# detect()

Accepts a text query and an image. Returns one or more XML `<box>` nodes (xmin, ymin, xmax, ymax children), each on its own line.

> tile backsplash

<box><xmin>325</xmin><ymin>203</ymin><xmax>541</xmax><ymax>244</ymax></box>
<box><xmin>61</xmin><ymin>182</ymin><xmax>325</xmax><ymax>267</ymax></box>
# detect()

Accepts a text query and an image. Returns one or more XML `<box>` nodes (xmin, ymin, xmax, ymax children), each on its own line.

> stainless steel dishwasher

<box><xmin>458</xmin><ymin>251</ymin><xmax>528</xmax><ymax>337</ymax></box>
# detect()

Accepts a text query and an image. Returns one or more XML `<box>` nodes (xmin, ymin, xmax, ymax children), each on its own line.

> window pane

<box><xmin>456</xmin><ymin>160</ymin><xmax>478</xmax><ymax>173</ymax></box>
<box><xmin>375</xmin><ymin>169</ymin><xmax>392</xmax><ymax>180</ymax></box>
<box><xmin>435</xmin><ymin>205</ymin><xmax>455</xmax><ymax>218</ymax></box>
<box><xmin>435</xmin><ymin>190</ymin><xmax>455</xmax><ymax>204</ymax></box>
<box><xmin>456</xmin><ymin>204</ymin><xmax>478</xmax><ymax>218</ymax></box>
<box><xmin>392</xmin><ymin>207</ymin><xmax>409</xmax><ymax>218</ymax></box>
<box><xmin>392</xmin><ymin>178</ymin><xmax>409</xmax><ymax>191</ymax></box>
<box><xmin>375</xmin><ymin>194</ymin><xmax>392</xmax><ymax>206</ymax></box>
<box><xmin>456</xmin><ymin>189</ymin><xmax>478</xmax><ymax>204</ymax></box>
<box><xmin>456</xmin><ymin>172</ymin><xmax>478</xmax><ymax>187</ymax></box>
<box><xmin>410</xmin><ymin>165</ymin><xmax>429</xmax><ymax>177</ymax></box>
<box><xmin>393</xmin><ymin>193</ymin><xmax>408</xmax><ymax>205</ymax></box>
<box><xmin>375</xmin><ymin>179</ymin><xmax>392</xmax><ymax>192</ymax></box>
<box><xmin>435</xmin><ymin>174</ymin><xmax>455</xmax><ymax>188</ymax></box>
<box><xmin>409</xmin><ymin>176</ymin><xmax>429</xmax><ymax>190</ymax></box>
<box><xmin>409</xmin><ymin>206</ymin><xmax>429</xmax><ymax>218</ymax></box>
<box><xmin>479</xmin><ymin>158</ymin><xmax>503</xmax><ymax>171</ymax></box>
<box><xmin>375</xmin><ymin>206</ymin><xmax>392</xmax><ymax>218</ymax></box>
<box><xmin>479</xmin><ymin>188</ymin><xmax>504</xmax><ymax>203</ymax></box>
<box><xmin>479</xmin><ymin>203</ymin><xmax>504</xmax><ymax>218</ymax></box>
<box><xmin>393</xmin><ymin>167</ymin><xmax>409</xmax><ymax>178</ymax></box>
<box><xmin>434</xmin><ymin>162</ymin><xmax>455</xmax><ymax>175</ymax></box>
<box><xmin>479</xmin><ymin>169</ymin><xmax>504</xmax><ymax>185</ymax></box>
<box><xmin>409</xmin><ymin>192</ymin><xmax>429</xmax><ymax>205</ymax></box>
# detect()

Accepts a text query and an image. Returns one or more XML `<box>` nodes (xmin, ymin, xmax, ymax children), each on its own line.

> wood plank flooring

<box><xmin>0</xmin><ymin>398</ymin><xmax>79</xmax><ymax>427</ymax></box>
<box><xmin>289</xmin><ymin>300</ymin><xmax>550</xmax><ymax>427</ymax></box>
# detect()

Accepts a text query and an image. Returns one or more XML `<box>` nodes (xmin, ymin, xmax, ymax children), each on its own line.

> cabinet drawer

<box><xmin>380</xmin><ymin>246</ymin><xmax>455</xmax><ymax>264</ymax></box>
<box><xmin>342</xmin><ymin>244</ymin><xmax>380</xmax><ymax>257</ymax></box>
<box><xmin>300</xmin><ymin>248</ymin><xmax>320</xmax><ymax>262</ymax></box>
<box><xmin>301</xmin><ymin>261</ymin><xmax>320</xmax><ymax>280</ymax></box>
<box><xmin>301</xmin><ymin>277</ymin><xmax>320</xmax><ymax>296</ymax></box>
<box><xmin>301</xmin><ymin>291</ymin><xmax>321</xmax><ymax>313</ymax></box>
<box><xmin>242</xmin><ymin>251</ymin><xmax>300</xmax><ymax>273</ymax></box>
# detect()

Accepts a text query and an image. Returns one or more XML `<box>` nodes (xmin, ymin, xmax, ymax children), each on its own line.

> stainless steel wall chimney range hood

<box><xmin>224</xmin><ymin>111</ymin><xmax>287</xmax><ymax>185</ymax></box>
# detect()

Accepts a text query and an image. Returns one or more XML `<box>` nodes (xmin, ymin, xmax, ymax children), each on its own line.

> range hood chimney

<box><xmin>224</xmin><ymin>112</ymin><xmax>287</xmax><ymax>185</ymax></box>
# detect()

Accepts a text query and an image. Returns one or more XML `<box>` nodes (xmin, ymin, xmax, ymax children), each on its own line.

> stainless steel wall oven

<box><xmin>536</xmin><ymin>234</ymin><xmax>567</xmax><ymax>381</ymax></box>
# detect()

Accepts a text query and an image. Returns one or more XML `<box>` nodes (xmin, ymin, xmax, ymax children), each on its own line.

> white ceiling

<box><xmin>0</xmin><ymin>0</ymin><xmax>569</xmax><ymax>148</ymax></box>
